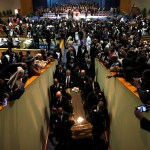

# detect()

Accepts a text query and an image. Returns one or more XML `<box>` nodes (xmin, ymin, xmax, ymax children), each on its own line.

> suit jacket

<box><xmin>66</xmin><ymin>51</ymin><xmax>76</xmax><ymax>63</ymax></box>
<box><xmin>77</xmin><ymin>46</ymin><xmax>88</xmax><ymax>65</ymax></box>
<box><xmin>50</xmin><ymin>96</ymin><xmax>70</xmax><ymax>113</ymax></box>
<box><xmin>53</xmin><ymin>50</ymin><xmax>62</xmax><ymax>61</ymax></box>
<box><xmin>83</xmin><ymin>63</ymin><xmax>95</xmax><ymax>79</ymax></box>
<box><xmin>85</xmin><ymin>91</ymin><xmax>106</xmax><ymax>113</ymax></box>
<box><xmin>90</xmin><ymin>105</ymin><xmax>109</xmax><ymax>134</ymax></box>
<box><xmin>66</xmin><ymin>63</ymin><xmax>77</xmax><ymax>74</ymax></box>
<box><xmin>83</xmin><ymin>81</ymin><xmax>100</xmax><ymax>99</ymax></box>
<box><xmin>62</xmin><ymin>75</ymin><xmax>75</xmax><ymax>89</ymax></box>
<box><xmin>140</xmin><ymin>117</ymin><xmax>150</xmax><ymax>132</ymax></box>
<box><xmin>50</xmin><ymin>111</ymin><xmax>71</xmax><ymax>140</ymax></box>
<box><xmin>50</xmin><ymin>83</ymin><xmax>66</xmax><ymax>98</ymax></box>
<box><xmin>77</xmin><ymin>75</ymin><xmax>89</xmax><ymax>90</ymax></box>
<box><xmin>54</xmin><ymin>68</ymin><xmax>66</xmax><ymax>83</ymax></box>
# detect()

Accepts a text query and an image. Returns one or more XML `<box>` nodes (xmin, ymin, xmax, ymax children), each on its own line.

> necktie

<box><xmin>67</xmin><ymin>77</ymin><xmax>70</xmax><ymax>87</ymax></box>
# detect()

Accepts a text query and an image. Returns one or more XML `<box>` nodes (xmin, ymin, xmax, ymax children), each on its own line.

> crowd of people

<box><xmin>49</xmin><ymin>54</ymin><xmax>109</xmax><ymax>149</ymax></box>
<box><xmin>0</xmin><ymin>46</ymin><xmax>54</xmax><ymax>106</ymax></box>
<box><xmin>35</xmin><ymin>2</ymin><xmax>108</xmax><ymax>17</ymax></box>
<box><xmin>0</xmin><ymin>2</ymin><xmax>150</xmax><ymax>149</ymax></box>
<box><xmin>46</xmin><ymin>4</ymin><xmax>150</xmax><ymax>149</ymax></box>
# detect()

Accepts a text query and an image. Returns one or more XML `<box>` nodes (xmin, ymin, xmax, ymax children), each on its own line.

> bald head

<box><xmin>98</xmin><ymin>101</ymin><xmax>104</xmax><ymax>109</ymax></box>
<box><xmin>66</xmin><ymin>69</ymin><xmax>71</xmax><ymax>76</ymax></box>
<box><xmin>54</xmin><ymin>78</ymin><xmax>58</xmax><ymax>85</ymax></box>
<box><xmin>56</xmin><ymin>91</ymin><xmax>62</xmax><ymax>98</ymax></box>
<box><xmin>80</xmin><ymin>70</ymin><xmax>85</xmax><ymax>76</ymax></box>
<box><xmin>57</xmin><ymin>107</ymin><xmax>63</xmax><ymax>115</ymax></box>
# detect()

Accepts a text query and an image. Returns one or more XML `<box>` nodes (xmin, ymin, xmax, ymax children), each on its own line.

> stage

<box><xmin>30</xmin><ymin>11</ymin><xmax>113</xmax><ymax>21</ymax></box>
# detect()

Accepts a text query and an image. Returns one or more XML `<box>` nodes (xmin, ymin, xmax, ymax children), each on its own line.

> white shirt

<box><xmin>66</xmin><ymin>76</ymin><xmax>70</xmax><ymax>85</ymax></box>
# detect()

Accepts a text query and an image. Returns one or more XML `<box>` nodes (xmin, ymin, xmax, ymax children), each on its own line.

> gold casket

<box><xmin>71</xmin><ymin>120</ymin><xmax>93</xmax><ymax>139</ymax></box>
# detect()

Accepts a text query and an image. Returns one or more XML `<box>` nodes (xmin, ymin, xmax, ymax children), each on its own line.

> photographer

<box><xmin>134</xmin><ymin>102</ymin><xmax>150</xmax><ymax>132</ymax></box>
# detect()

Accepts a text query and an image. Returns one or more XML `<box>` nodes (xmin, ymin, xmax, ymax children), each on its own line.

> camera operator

<box><xmin>134</xmin><ymin>102</ymin><xmax>150</xmax><ymax>132</ymax></box>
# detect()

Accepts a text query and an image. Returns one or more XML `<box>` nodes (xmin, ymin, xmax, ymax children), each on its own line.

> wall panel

<box><xmin>134</xmin><ymin>0</ymin><xmax>150</xmax><ymax>12</ymax></box>
<box><xmin>119</xmin><ymin>0</ymin><xmax>132</xmax><ymax>14</ymax></box>
<box><xmin>95</xmin><ymin>59</ymin><xmax>150</xmax><ymax>150</ymax></box>
<box><xmin>20</xmin><ymin>0</ymin><xmax>33</xmax><ymax>16</ymax></box>
<box><xmin>0</xmin><ymin>61</ymin><xmax>57</xmax><ymax>150</ymax></box>
<box><xmin>0</xmin><ymin>0</ymin><xmax>21</xmax><ymax>13</ymax></box>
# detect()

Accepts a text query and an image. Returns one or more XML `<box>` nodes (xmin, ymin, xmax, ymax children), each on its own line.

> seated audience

<box><xmin>25</xmin><ymin>57</ymin><xmax>41</xmax><ymax>78</ymax></box>
<box><xmin>34</xmin><ymin>53</ymin><xmax>50</xmax><ymax>70</ymax></box>
<box><xmin>0</xmin><ymin>78</ymin><xmax>25</xmax><ymax>103</ymax></box>
<box><xmin>7</xmin><ymin>66</ymin><xmax>27</xmax><ymax>91</ymax></box>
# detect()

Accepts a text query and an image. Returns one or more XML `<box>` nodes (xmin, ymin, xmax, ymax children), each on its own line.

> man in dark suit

<box><xmin>50</xmin><ymin>78</ymin><xmax>66</xmax><ymax>99</ymax></box>
<box><xmin>54</xmin><ymin>64</ymin><xmax>66</xmax><ymax>83</ymax></box>
<box><xmin>66</xmin><ymin>48</ymin><xmax>76</xmax><ymax>64</ymax></box>
<box><xmin>77</xmin><ymin>69</ymin><xmax>89</xmax><ymax>91</ymax></box>
<box><xmin>85</xmin><ymin>87</ymin><xmax>106</xmax><ymax>117</ymax></box>
<box><xmin>45</xmin><ymin>29</ymin><xmax>51</xmax><ymax>51</ymax></box>
<box><xmin>62</xmin><ymin>69</ymin><xmax>75</xmax><ymax>89</ymax></box>
<box><xmin>83</xmin><ymin>77</ymin><xmax>100</xmax><ymax>100</ymax></box>
<box><xmin>50</xmin><ymin>91</ymin><xmax>70</xmax><ymax>114</ymax></box>
<box><xmin>53</xmin><ymin>46</ymin><xmax>62</xmax><ymax>63</ymax></box>
<box><xmin>89</xmin><ymin>101</ymin><xmax>109</xmax><ymax>150</ymax></box>
<box><xmin>77</xmin><ymin>44</ymin><xmax>88</xmax><ymax>66</ymax></box>
<box><xmin>66</xmin><ymin>59</ymin><xmax>77</xmax><ymax>74</ymax></box>
<box><xmin>81</xmin><ymin>53</ymin><xmax>90</xmax><ymax>69</ymax></box>
<box><xmin>50</xmin><ymin>107</ymin><xmax>71</xmax><ymax>148</ymax></box>
<box><xmin>83</xmin><ymin>59</ymin><xmax>95</xmax><ymax>79</ymax></box>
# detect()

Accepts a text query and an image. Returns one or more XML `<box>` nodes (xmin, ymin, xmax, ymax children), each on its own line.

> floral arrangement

<box><xmin>72</xmin><ymin>87</ymin><xmax>79</xmax><ymax>93</ymax></box>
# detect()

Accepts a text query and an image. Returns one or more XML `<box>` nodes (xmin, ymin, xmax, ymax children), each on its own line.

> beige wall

<box><xmin>0</xmin><ymin>0</ymin><xmax>21</xmax><ymax>13</ymax></box>
<box><xmin>120</xmin><ymin>0</ymin><xmax>150</xmax><ymax>14</ymax></box>
<box><xmin>95</xmin><ymin>59</ymin><xmax>150</xmax><ymax>150</ymax></box>
<box><xmin>133</xmin><ymin>0</ymin><xmax>150</xmax><ymax>12</ymax></box>
<box><xmin>0</xmin><ymin>61</ymin><xmax>57</xmax><ymax>150</ymax></box>
<box><xmin>0</xmin><ymin>0</ymin><xmax>33</xmax><ymax>16</ymax></box>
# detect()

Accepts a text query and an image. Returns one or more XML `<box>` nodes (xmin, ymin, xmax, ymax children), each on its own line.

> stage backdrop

<box><xmin>47</xmin><ymin>0</ymin><xmax>120</xmax><ymax>8</ymax></box>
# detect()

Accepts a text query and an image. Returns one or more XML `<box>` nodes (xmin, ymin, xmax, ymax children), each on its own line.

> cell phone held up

<box><xmin>136</xmin><ymin>105</ymin><xmax>148</xmax><ymax>112</ymax></box>
<box><xmin>3</xmin><ymin>98</ymin><xmax>8</xmax><ymax>107</ymax></box>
